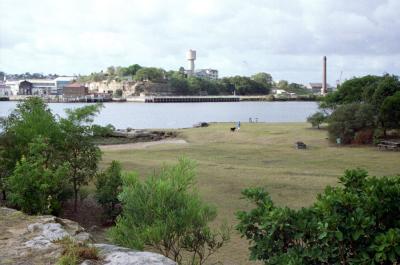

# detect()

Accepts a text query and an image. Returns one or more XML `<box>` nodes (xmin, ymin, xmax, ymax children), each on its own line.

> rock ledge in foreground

<box><xmin>0</xmin><ymin>207</ymin><xmax>175</xmax><ymax>265</ymax></box>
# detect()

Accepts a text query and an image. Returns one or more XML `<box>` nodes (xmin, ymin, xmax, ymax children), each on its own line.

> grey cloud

<box><xmin>0</xmin><ymin>0</ymin><xmax>399</xmax><ymax>84</ymax></box>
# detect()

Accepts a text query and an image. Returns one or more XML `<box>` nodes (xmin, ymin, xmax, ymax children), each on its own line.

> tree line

<box><xmin>308</xmin><ymin>74</ymin><xmax>400</xmax><ymax>144</ymax></box>
<box><xmin>77</xmin><ymin>64</ymin><xmax>316</xmax><ymax>96</ymax></box>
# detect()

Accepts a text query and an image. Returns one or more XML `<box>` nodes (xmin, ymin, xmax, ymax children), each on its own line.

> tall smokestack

<box><xmin>322</xmin><ymin>56</ymin><xmax>327</xmax><ymax>95</ymax></box>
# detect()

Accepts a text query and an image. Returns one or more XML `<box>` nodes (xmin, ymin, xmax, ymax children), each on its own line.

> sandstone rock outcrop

<box><xmin>0</xmin><ymin>207</ymin><xmax>175</xmax><ymax>265</ymax></box>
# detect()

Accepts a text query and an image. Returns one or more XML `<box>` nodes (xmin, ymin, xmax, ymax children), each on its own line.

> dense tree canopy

<box><xmin>251</xmin><ymin>72</ymin><xmax>273</xmax><ymax>89</ymax></box>
<box><xmin>134</xmin><ymin>67</ymin><xmax>166</xmax><ymax>82</ymax></box>
<box><xmin>317</xmin><ymin>74</ymin><xmax>400</xmax><ymax>143</ymax></box>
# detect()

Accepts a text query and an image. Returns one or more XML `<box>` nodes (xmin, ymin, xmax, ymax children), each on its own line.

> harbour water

<box><xmin>0</xmin><ymin>101</ymin><xmax>319</xmax><ymax>129</ymax></box>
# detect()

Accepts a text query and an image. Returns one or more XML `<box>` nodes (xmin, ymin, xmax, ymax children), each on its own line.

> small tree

<box><xmin>307</xmin><ymin>112</ymin><xmax>326</xmax><ymax>129</ymax></box>
<box><xmin>95</xmin><ymin>160</ymin><xmax>123</xmax><ymax>221</ymax></box>
<box><xmin>109</xmin><ymin>158</ymin><xmax>230</xmax><ymax>265</ymax></box>
<box><xmin>0</xmin><ymin>97</ymin><xmax>63</xmax><ymax>200</ymax></box>
<box><xmin>60</xmin><ymin>104</ymin><xmax>102</xmax><ymax>212</ymax></box>
<box><xmin>237</xmin><ymin>169</ymin><xmax>400</xmax><ymax>264</ymax></box>
<box><xmin>7</xmin><ymin>137</ymin><xmax>70</xmax><ymax>215</ymax></box>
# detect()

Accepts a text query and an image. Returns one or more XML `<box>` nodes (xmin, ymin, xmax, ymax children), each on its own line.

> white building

<box><xmin>4</xmin><ymin>77</ymin><xmax>74</xmax><ymax>96</ymax></box>
<box><xmin>5</xmin><ymin>80</ymin><xmax>20</xmax><ymax>95</ymax></box>
<box><xmin>194</xmin><ymin>69</ymin><xmax>218</xmax><ymax>80</ymax></box>
<box><xmin>0</xmin><ymin>82</ymin><xmax>12</xmax><ymax>97</ymax></box>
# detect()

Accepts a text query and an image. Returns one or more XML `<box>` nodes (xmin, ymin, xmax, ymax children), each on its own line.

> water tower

<box><xmin>186</xmin><ymin>49</ymin><xmax>196</xmax><ymax>76</ymax></box>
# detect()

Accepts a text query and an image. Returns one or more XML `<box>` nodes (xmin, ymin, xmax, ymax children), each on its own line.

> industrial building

<box><xmin>63</xmin><ymin>83</ymin><xmax>88</xmax><ymax>98</ymax></box>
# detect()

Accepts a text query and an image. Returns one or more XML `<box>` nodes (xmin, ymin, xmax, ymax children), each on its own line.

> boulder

<box><xmin>84</xmin><ymin>244</ymin><xmax>176</xmax><ymax>265</ymax></box>
<box><xmin>0</xmin><ymin>207</ymin><xmax>175</xmax><ymax>265</ymax></box>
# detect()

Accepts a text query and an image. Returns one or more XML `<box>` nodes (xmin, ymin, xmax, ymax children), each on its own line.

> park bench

<box><xmin>377</xmin><ymin>140</ymin><xmax>400</xmax><ymax>151</ymax></box>
<box><xmin>295</xmin><ymin>141</ymin><xmax>307</xmax><ymax>149</ymax></box>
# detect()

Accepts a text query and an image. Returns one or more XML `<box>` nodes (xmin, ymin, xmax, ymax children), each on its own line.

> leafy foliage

<box><xmin>251</xmin><ymin>72</ymin><xmax>274</xmax><ymax>89</ymax></box>
<box><xmin>95</xmin><ymin>160</ymin><xmax>123</xmax><ymax>221</ymax></box>
<box><xmin>0</xmin><ymin>97</ymin><xmax>63</xmax><ymax>200</ymax></box>
<box><xmin>327</xmin><ymin>103</ymin><xmax>376</xmax><ymax>144</ymax></box>
<box><xmin>379</xmin><ymin>91</ymin><xmax>400</xmax><ymax>130</ymax></box>
<box><xmin>134</xmin><ymin>67</ymin><xmax>166</xmax><ymax>82</ymax></box>
<box><xmin>318</xmin><ymin>74</ymin><xmax>400</xmax><ymax>143</ymax></box>
<box><xmin>91</xmin><ymin>124</ymin><xmax>115</xmax><ymax>137</ymax></box>
<box><xmin>0</xmin><ymin>98</ymin><xmax>104</xmax><ymax>214</ymax></box>
<box><xmin>109</xmin><ymin>158</ymin><xmax>230</xmax><ymax>265</ymax></box>
<box><xmin>237</xmin><ymin>169</ymin><xmax>400</xmax><ymax>264</ymax></box>
<box><xmin>307</xmin><ymin>112</ymin><xmax>326</xmax><ymax>129</ymax></box>
<box><xmin>59</xmin><ymin>104</ymin><xmax>103</xmax><ymax>212</ymax></box>
<box><xmin>7</xmin><ymin>137</ymin><xmax>70</xmax><ymax>215</ymax></box>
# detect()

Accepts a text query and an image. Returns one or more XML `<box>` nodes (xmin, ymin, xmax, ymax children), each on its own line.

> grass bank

<box><xmin>101</xmin><ymin>122</ymin><xmax>400</xmax><ymax>265</ymax></box>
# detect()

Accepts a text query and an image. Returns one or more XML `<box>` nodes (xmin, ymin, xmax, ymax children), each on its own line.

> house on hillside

<box><xmin>63</xmin><ymin>83</ymin><xmax>88</xmax><ymax>98</ymax></box>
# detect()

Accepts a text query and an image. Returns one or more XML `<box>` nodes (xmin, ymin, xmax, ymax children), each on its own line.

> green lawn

<box><xmin>101</xmin><ymin>123</ymin><xmax>400</xmax><ymax>265</ymax></box>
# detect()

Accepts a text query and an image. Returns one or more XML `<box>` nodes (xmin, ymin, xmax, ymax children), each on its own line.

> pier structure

<box><xmin>145</xmin><ymin>95</ymin><xmax>240</xmax><ymax>103</ymax></box>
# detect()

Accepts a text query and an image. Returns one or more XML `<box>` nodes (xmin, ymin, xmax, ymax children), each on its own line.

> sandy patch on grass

<box><xmin>99</xmin><ymin>139</ymin><xmax>188</xmax><ymax>151</ymax></box>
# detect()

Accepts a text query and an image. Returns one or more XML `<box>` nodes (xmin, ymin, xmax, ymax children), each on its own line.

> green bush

<box><xmin>327</xmin><ymin>103</ymin><xmax>376</xmax><ymax>144</ymax></box>
<box><xmin>0</xmin><ymin>97</ymin><xmax>63</xmax><ymax>200</ymax></box>
<box><xmin>109</xmin><ymin>158</ymin><xmax>230</xmax><ymax>265</ymax></box>
<box><xmin>7</xmin><ymin>137</ymin><xmax>70</xmax><ymax>215</ymax></box>
<box><xmin>237</xmin><ymin>169</ymin><xmax>400</xmax><ymax>264</ymax></box>
<box><xmin>91</xmin><ymin>124</ymin><xmax>115</xmax><ymax>137</ymax></box>
<box><xmin>307</xmin><ymin>112</ymin><xmax>326</xmax><ymax>129</ymax></box>
<box><xmin>95</xmin><ymin>160</ymin><xmax>123</xmax><ymax>221</ymax></box>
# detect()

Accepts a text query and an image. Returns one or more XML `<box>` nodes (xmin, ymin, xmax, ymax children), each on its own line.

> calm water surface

<box><xmin>0</xmin><ymin>101</ymin><xmax>318</xmax><ymax>129</ymax></box>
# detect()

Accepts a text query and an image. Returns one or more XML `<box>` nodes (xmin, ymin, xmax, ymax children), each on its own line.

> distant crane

<box><xmin>336</xmin><ymin>71</ymin><xmax>343</xmax><ymax>87</ymax></box>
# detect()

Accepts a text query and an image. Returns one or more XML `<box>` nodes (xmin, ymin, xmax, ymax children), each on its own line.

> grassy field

<box><xmin>101</xmin><ymin>122</ymin><xmax>400</xmax><ymax>265</ymax></box>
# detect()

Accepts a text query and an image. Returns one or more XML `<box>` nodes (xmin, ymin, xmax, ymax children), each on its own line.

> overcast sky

<box><xmin>0</xmin><ymin>0</ymin><xmax>399</xmax><ymax>84</ymax></box>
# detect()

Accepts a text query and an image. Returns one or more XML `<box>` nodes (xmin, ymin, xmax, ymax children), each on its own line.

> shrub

<box><xmin>7</xmin><ymin>137</ymin><xmax>70</xmax><ymax>215</ymax></box>
<box><xmin>237</xmin><ymin>169</ymin><xmax>400</xmax><ymax>264</ymax></box>
<box><xmin>0</xmin><ymin>97</ymin><xmax>63</xmax><ymax>201</ymax></box>
<box><xmin>109</xmin><ymin>158</ymin><xmax>230</xmax><ymax>265</ymax></box>
<box><xmin>307</xmin><ymin>112</ymin><xmax>326</xmax><ymax>129</ymax></box>
<box><xmin>327</xmin><ymin>103</ymin><xmax>376</xmax><ymax>144</ymax></box>
<box><xmin>95</xmin><ymin>160</ymin><xmax>123</xmax><ymax>221</ymax></box>
<box><xmin>91</xmin><ymin>124</ymin><xmax>115</xmax><ymax>137</ymax></box>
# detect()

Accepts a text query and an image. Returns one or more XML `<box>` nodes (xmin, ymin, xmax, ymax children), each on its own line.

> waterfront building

<box><xmin>55</xmin><ymin>76</ymin><xmax>75</xmax><ymax>95</ymax></box>
<box><xmin>29</xmin><ymin>79</ymin><xmax>56</xmax><ymax>96</ymax></box>
<box><xmin>0</xmin><ymin>81</ymin><xmax>12</xmax><ymax>97</ymax></box>
<box><xmin>19</xmin><ymin>80</ymin><xmax>33</xmax><ymax>95</ymax></box>
<box><xmin>63</xmin><ymin>83</ymin><xmax>88</xmax><ymax>98</ymax></box>
<box><xmin>5</xmin><ymin>80</ymin><xmax>21</xmax><ymax>95</ymax></box>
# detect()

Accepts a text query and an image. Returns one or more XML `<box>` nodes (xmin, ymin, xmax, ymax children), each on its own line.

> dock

<box><xmin>144</xmin><ymin>96</ymin><xmax>240</xmax><ymax>103</ymax></box>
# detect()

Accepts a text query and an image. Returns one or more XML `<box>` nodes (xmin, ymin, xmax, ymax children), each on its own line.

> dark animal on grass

<box><xmin>230</xmin><ymin>127</ymin><xmax>236</xmax><ymax>132</ymax></box>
